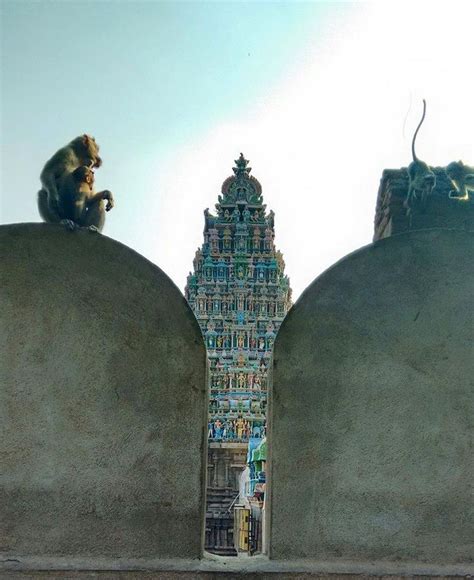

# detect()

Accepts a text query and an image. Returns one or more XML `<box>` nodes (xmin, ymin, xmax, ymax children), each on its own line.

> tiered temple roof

<box><xmin>185</xmin><ymin>154</ymin><xmax>292</xmax><ymax>444</ymax></box>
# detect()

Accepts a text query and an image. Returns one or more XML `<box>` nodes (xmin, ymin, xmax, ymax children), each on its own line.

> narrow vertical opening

<box><xmin>184</xmin><ymin>154</ymin><xmax>292</xmax><ymax>558</ymax></box>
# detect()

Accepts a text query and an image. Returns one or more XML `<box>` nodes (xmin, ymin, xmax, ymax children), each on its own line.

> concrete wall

<box><xmin>0</xmin><ymin>224</ymin><xmax>207</xmax><ymax>561</ymax></box>
<box><xmin>269</xmin><ymin>229</ymin><xmax>473</xmax><ymax>565</ymax></box>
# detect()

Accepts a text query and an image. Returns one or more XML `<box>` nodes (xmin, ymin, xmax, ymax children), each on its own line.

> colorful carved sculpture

<box><xmin>185</xmin><ymin>154</ymin><xmax>292</xmax><ymax>444</ymax></box>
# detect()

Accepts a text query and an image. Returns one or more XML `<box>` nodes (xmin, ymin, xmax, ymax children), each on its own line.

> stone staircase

<box><xmin>205</xmin><ymin>487</ymin><xmax>239</xmax><ymax>556</ymax></box>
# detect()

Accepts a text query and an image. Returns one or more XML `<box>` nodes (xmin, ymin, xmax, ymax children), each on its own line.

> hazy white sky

<box><xmin>2</xmin><ymin>1</ymin><xmax>474</xmax><ymax>299</ymax></box>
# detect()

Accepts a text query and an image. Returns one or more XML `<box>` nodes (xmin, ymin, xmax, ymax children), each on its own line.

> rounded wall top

<box><xmin>0</xmin><ymin>223</ymin><xmax>207</xmax><ymax>561</ymax></box>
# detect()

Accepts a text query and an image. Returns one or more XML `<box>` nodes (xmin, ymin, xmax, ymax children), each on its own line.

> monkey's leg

<box><xmin>83</xmin><ymin>199</ymin><xmax>106</xmax><ymax>232</ymax></box>
<box><xmin>37</xmin><ymin>189</ymin><xmax>63</xmax><ymax>223</ymax></box>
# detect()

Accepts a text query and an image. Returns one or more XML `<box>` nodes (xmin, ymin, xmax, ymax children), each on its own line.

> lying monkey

<box><xmin>405</xmin><ymin>100</ymin><xmax>436</xmax><ymax>212</ymax></box>
<box><xmin>57</xmin><ymin>165</ymin><xmax>114</xmax><ymax>232</ymax></box>
<box><xmin>37</xmin><ymin>135</ymin><xmax>113</xmax><ymax>230</ymax></box>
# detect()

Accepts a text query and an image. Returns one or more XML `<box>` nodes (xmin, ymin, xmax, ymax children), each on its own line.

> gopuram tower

<box><xmin>185</xmin><ymin>154</ymin><xmax>292</xmax><ymax>555</ymax></box>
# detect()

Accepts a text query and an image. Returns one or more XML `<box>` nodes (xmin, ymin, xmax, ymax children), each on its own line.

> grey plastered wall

<box><xmin>269</xmin><ymin>229</ymin><xmax>473</xmax><ymax>564</ymax></box>
<box><xmin>0</xmin><ymin>224</ymin><xmax>207</xmax><ymax>560</ymax></box>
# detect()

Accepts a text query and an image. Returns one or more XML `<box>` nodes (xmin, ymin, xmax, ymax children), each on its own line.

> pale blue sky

<box><xmin>1</xmin><ymin>0</ymin><xmax>329</xmax><ymax>231</ymax></box>
<box><xmin>2</xmin><ymin>1</ymin><xmax>474</xmax><ymax>298</ymax></box>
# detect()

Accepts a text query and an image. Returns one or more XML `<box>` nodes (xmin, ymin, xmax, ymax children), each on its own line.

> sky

<box><xmin>1</xmin><ymin>1</ymin><xmax>474</xmax><ymax>300</ymax></box>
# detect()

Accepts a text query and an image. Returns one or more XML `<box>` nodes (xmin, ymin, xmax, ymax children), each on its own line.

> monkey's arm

<box><xmin>40</xmin><ymin>149</ymin><xmax>78</xmax><ymax>203</ymax></box>
<box><xmin>40</xmin><ymin>170</ymin><xmax>61</xmax><ymax>203</ymax></box>
<box><xmin>88</xmin><ymin>190</ymin><xmax>114</xmax><ymax>211</ymax></box>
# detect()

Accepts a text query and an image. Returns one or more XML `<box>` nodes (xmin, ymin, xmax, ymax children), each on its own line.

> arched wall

<box><xmin>0</xmin><ymin>224</ymin><xmax>207</xmax><ymax>560</ymax></box>
<box><xmin>269</xmin><ymin>229</ymin><xmax>473</xmax><ymax>564</ymax></box>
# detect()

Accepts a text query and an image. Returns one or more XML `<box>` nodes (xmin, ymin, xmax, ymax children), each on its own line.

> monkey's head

<box><xmin>446</xmin><ymin>160</ymin><xmax>473</xmax><ymax>181</ymax></box>
<box><xmin>70</xmin><ymin>134</ymin><xmax>102</xmax><ymax>169</ymax></box>
<box><xmin>446</xmin><ymin>160</ymin><xmax>474</xmax><ymax>198</ymax></box>
<box><xmin>72</xmin><ymin>165</ymin><xmax>95</xmax><ymax>189</ymax></box>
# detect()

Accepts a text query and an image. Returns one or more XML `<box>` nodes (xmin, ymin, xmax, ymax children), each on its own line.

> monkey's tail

<box><xmin>412</xmin><ymin>99</ymin><xmax>427</xmax><ymax>163</ymax></box>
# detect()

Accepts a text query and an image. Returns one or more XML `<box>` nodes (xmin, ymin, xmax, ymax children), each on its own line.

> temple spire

<box><xmin>233</xmin><ymin>153</ymin><xmax>251</xmax><ymax>177</ymax></box>
<box><xmin>184</xmin><ymin>156</ymin><xmax>292</xmax><ymax>555</ymax></box>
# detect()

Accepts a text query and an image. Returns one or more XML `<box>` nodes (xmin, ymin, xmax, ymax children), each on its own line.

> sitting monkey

<box><xmin>446</xmin><ymin>160</ymin><xmax>474</xmax><ymax>200</ymax></box>
<box><xmin>405</xmin><ymin>100</ymin><xmax>436</xmax><ymax>213</ymax></box>
<box><xmin>57</xmin><ymin>165</ymin><xmax>114</xmax><ymax>232</ymax></box>
<box><xmin>37</xmin><ymin>134</ymin><xmax>107</xmax><ymax>226</ymax></box>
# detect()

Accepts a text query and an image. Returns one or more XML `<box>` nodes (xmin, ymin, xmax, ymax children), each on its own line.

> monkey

<box><xmin>446</xmin><ymin>160</ymin><xmax>474</xmax><ymax>200</ymax></box>
<box><xmin>56</xmin><ymin>165</ymin><xmax>114</xmax><ymax>232</ymax></box>
<box><xmin>37</xmin><ymin>134</ymin><xmax>103</xmax><ymax>225</ymax></box>
<box><xmin>404</xmin><ymin>99</ymin><xmax>436</xmax><ymax>213</ymax></box>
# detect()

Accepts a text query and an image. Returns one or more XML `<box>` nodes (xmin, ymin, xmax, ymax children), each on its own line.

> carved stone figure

<box><xmin>236</xmin><ymin>418</ymin><xmax>245</xmax><ymax>439</ymax></box>
<box><xmin>214</xmin><ymin>420</ymin><xmax>223</xmax><ymax>439</ymax></box>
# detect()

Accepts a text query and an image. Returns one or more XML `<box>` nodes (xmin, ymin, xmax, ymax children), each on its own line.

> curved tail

<box><xmin>412</xmin><ymin>99</ymin><xmax>427</xmax><ymax>163</ymax></box>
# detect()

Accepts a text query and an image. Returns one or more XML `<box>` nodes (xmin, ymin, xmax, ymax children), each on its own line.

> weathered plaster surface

<box><xmin>270</xmin><ymin>229</ymin><xmax>473</xmax><ymax>565</ymax></box>
<box><xmin>0</xmin><ymin>224</ymin><xmax>207</xmax><ymax>560</ymax></box>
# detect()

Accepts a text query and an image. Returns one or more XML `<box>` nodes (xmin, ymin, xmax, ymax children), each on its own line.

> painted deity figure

<box><xmin>244</xmin><ymin>420</ymin><xmax>250</xmax><ymax>440</ymax></box>
<box><xmin>214</xmin><ymin>419</ymin><xmax>223</xmax><ymax>439</ymax></box>
<box><xmin>236</xmin><ymin>418</ymin><xmax>245</xmax><ymax>439</ymax></box>
<box><xmin>238</xmin><ymin>372</ymin><xmax>245</xmax><ymax>388</ymax></box>
<box><xmin>225</xmin><ymin>421</ymin><xmax>234</xmax><ymax>440</ymax></box>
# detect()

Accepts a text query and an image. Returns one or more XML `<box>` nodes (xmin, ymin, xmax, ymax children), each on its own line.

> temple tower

<box><xmin>185</xmin><ymin>154</ymin><xmax>292</xmax><ymax>555</ymax></box>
